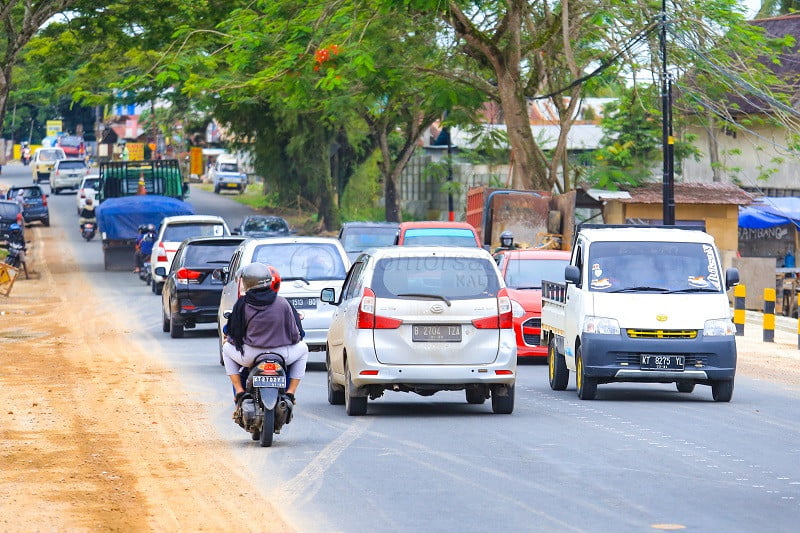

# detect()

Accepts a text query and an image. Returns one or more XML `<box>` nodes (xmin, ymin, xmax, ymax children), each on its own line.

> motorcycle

<box><xmin>4</xmin><ymin>240</ymin><xmax>27</xmax><ymax>275</ymax></box>
<box><xmin>21</xmin><ymin>149</ymin><xmax>31</xmax><ymax>166</ymax></box>
<box><xmin>233</xmin><ymin>352</ymin><xmax>294</xmax><ymax>447</ymax></box>
<box><xmin>139</xmin><ymin>259</ymin><xmax>151</xmax><ymax>283</ymax></box>
<box><xmin>80</xmin><ymin>222</ymin><xmax>97</xmax><ymax>241</ymax></box>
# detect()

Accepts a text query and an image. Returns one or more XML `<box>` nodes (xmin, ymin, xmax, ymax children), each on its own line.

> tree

<box><xmin>0</xmin><ymin>0</ymin><xmax>78</xmax><ymax>142</ymax></box>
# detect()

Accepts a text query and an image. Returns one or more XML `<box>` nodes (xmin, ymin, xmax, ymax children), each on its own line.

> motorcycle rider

<box><xmin>134</xmin><ymin>223</ymin><xmax>155</xmax><ymax>274</ymax></box>
<box><xmin>21</xmin><ymin>143</ymin><xmax>31</xmax><ymax>165</ymax></box>
<box><xmin>221</xmin><ymin>263</ymin><xmax>308</xmax><ymax>409</ymax></box>
<box><xmin>78</xmin><ymin>198</ymin><xmax>96</xmax><ymax>231</ymax></box>
<box><xmin>493</xmin><ymin>230</ymin><xmax>519</xmax><ymax>253</ymax></box>
<box><xmin>5</xmin><ymin>223</ymin><xmax>27</xmax><ymax>272</ymax></box>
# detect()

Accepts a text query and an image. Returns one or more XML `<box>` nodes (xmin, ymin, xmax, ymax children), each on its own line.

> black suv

<box><xmin>0</xmin><ymin>200</ymin><xmax>24</xmax><ymax>244</ymax></box>
<box><xmin>5</xmin><ymin>185</ymin><xmax>49</xmax><ymax>226</ymax></box>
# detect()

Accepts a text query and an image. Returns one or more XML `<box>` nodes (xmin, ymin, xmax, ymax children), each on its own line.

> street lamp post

<box><xmin>660</xmin><ymin>0</ymin><xmax>676</xmax><ymax>225</ymax></box>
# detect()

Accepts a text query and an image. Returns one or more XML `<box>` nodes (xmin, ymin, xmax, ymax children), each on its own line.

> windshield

<box><xmin>184</xmin><ymin>243</ymin><xmax>240</xmax><ymax>268</ymax></box>
<box><xmin>163</xmin><ymin>223</ymin><xmax>227</xmax><ymax>242</ymax></box>
<box><xmin>243</xmin><ymin>217</ymin><xmax>288</xmax><ymax>233</ymax></box>
<box><xmin>373</xmin><ymin>256</ymin><xmax>500</xmax><ymax>299</ymax></box>
<box><xmin>343</xmin><ymin>227</ymin><xmax>398</xmax><ymax>252</ymax></box>
<box><xmin>82</xmin><ymin>178</ymin><xmax>100</xmax><ymax>189</ymax></box>
<box><xmin>504</xmin><ymin>258</ymin><xmax>569</xmax><ymax>289</ymax></box>
<box><xmin>58</xmin><ymin>136</ymin><xmax>83</xmax><ymax>147</ymax></box>
<box><xmin>587</xmin><ymin>241</ymin><xmax>723</xmax><ymax>293</ymax></box>
<box><xmin>219</xmin><ymin>163</ymin><xmax>238</xmax><ymax>172</ymax></box>
<box><xmin>252</xmin><ymin>242</ymin><xmax>346</xmax><ymax>281</ymax></box>
<box><xmin>0</xmin><ymin>202</ymin><xmax>21</xmax><ymax>218</ymax></box>
<box><xmin>402</xmin><ymin>228</ymin><xmax>478</xmax><ymax>247</ymax></box>
<box><xmin>38</xmin><ymin>150</ymin><xmax>64</xmax><ymax>162</ymax></box>
<box><xmin>58</xmin><ymin>161</ymin><xmax>87</xmax><ymax>170</ymax></box>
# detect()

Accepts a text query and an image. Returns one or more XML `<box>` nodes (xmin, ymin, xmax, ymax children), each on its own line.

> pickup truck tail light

<box><xmin>156</xmin><ymin>242</ymin><xmax>168</xmax><ymax>263</ymax></box>
<box><xmin>176</xmin><ymin>268</ymin><xmax>201</xmax><ymax>283</ymax></box>
<box><xmin>357</xmin><ymin>287</ymin><xmax>403</xmax><ymax>329</ymax></box>
<box><xmin>471</xmin><ymin>288</ymin><xmax>513</xmax><ymax>329</ymax></box>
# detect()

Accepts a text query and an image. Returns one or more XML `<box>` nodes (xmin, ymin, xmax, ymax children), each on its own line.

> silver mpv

<box><xmin>321</xmin><ymin>246</ymin><xmax>517</xmax><ymax>416</ymax></box>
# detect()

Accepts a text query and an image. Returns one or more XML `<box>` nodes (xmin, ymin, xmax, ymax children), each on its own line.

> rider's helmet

<box><xmin>240</xmin><ymin>263</ymin><xmax>281</xmax><ymax>293</ymax></box>
<box><xmin>9</xmin><ymin>223</ymin><xmax>22</xmax><ymax>237</ymax></box>
<box><xmin>146</xmin><ymin>223</ymin><xmax>155</xmax><ymax>233</ymax></box>
<box><xmin>500</xmin><ymin>230</ymin><xmax>514</xmax><ymax>248</ymax></box>
<box><xmin>85</xmin><ymin>198</ymin><xmax>93</xmax><ymax>206</ymax></box>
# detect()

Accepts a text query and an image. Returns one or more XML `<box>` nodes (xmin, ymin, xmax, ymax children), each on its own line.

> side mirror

<box><xmin>565</xmin><ymin>265</ymin><xmax>580</xmax><ymax>284</ymax></box>
<box><xmin>725</xmin><ymin>268</ymin><xmax>740</xmax><ymax>289</ymax></box>
<box><xmin>231</xmin><ymin>228</ymin><xmax>241</xmax><ymax>235</ymax></box>
<box><xmin>154</xmin><ymin>266</ymin><xmax>167</xmax><ymax>277</ymax></box>
<box><xmin>320</xmin><ymin>287</ymin><xmax>338</xmax><ymax>305</ymax></box>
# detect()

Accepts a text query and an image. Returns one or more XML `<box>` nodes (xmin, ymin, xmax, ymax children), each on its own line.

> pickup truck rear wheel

<box><xmin>711</xmin><ymin>379</ymin><xmax>734</xmax><ymax>402</ymax></box>
<box><xmin>575</xmin><ymin>346</ymin><xmax>597</xmax><ymax>400</ymax></box>
<box><xmin>676</xmin><ymin>381</ymin><xmax>695</xmax><ymax>393</ymax></box>
<box><xmin>548</xmin><ymin>339</ymin><xmax>569</xmax><ymax>391</ymax></box>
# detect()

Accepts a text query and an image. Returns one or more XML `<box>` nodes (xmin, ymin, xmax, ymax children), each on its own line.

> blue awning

<box><xmin>739</xmin><ymin>197</ymin><xmax>800</xmax><ymax>229</ymax></box>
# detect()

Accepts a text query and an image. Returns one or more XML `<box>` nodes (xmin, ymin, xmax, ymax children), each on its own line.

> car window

<box><xmin>10</xmin><ymin>188</ymin><xmax>41</xmax><ymax>199</ymax></box>
<box><xmin>219</xmin><ymin>163</ymin><xmax>238</xmax><ymax>172</ymax></box>
<box><xmin>504</xmin><ymin>258</ymin><xmax>569</xmax><ymax>289</ymax></box>
<box><xmin>163</xmin><ymin>223</ymin><xmax>226</xmax><ymax>241</ymax></box>
<box><xmin>343</xmin><ymin>262</ymin><xmax>367</xmax><ymax>300</ymax></box>
<box><xmin>342</xmin><ymin>227</ymin><xmax>398</xmax><ymax>252</ymax></box>
<box><xmin>83</xmin><ymin>178</ymin><xmax>100</xmax><ymax>189</ymax></box>
<box><xmin>252</xmin><ymin>242</ymin><xmax>347</xmax><ymax>281</ymax></box>
<box><xmin>0</xmin><ymin>202</ymin><xmax>21</xmax><ymax>218</ymax></box>
<box><xmin>170</xmin><ymin>247</ymin><xmax>187</xmax><ymax>273</ymax></box>
<box><xmin>58</xmin><ymin>161</ymin><xmax>87</xmax><ymax>170</ymax></box>
<box><xmin>58</xmin><ymin>136</ymin><xmax>83</xmax><ymax>147</ymax></box>
<box><xmin>402</xmin><ymin>228</ymin><xmax>478</xmax><ymax>247</ymax></box>
<box><xmin>184</xmin><ymin>243</ymin><xmax>240</xmax><ymax>267</ymax></box>
<box><xmin>372</xmin><ymin>256</ymin><xmax>500</xmax><ymax>299</ymax></box>
<box><xmin>243</xmin><ymin>217</ymin><xmax>288</xmax><ymax>233</ymax></box>
<box><xmin>38</xmin><ymin>150</ymin><xmax>64</xmax><ymax>162</ymax></box>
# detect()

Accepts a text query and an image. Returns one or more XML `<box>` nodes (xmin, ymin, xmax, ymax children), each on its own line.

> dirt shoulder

<box><xmin>0</xmin><ymin>226</ymin><xmax>292</xmax><ymax>532</ymax></box>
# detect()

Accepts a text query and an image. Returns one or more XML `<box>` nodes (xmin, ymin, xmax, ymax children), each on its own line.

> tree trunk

<box><xmin>0</xmin><ymin>68</ymin><xmax>11</xmax><ymax>142</ymax></box>
<box><xmin>377</xmin><ymin>127</ymin><xmax>401</xmax><ymax>222</ymax></box>
<box><xmin>705</xmin><ymin>114</ymin><xmax>722</xmax><ymax>182</ymax></box>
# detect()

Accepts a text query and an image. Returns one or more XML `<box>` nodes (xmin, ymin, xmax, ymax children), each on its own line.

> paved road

<box><xmin>4</xmin><ymin>162</ymin><xmax>800</xmax><ymax>532</ymax></box>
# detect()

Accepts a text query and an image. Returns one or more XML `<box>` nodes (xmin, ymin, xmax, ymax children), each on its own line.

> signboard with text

<box><xmin>46</xmin><ymin>120</ymin><xmax>63</xmax><ymax>137</ymax></box>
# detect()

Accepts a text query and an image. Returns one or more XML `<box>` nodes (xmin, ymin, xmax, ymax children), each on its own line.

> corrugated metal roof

<box><xmin>618</xmin><ymin>182</ymin><xmax>754</xmax><ymax>205</ymax></box>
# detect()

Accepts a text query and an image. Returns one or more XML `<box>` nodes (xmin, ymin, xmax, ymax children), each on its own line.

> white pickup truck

<box><xmin>540</xmin><ymin>224</ymin><xmax>740</xmax><ymax>401</ymax></box>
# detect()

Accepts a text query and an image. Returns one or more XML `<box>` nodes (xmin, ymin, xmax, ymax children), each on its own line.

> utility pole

<box><xmin>660</xmin><ymin>0</ymin><xmax>675</xmax><ymax>225</ymax></box>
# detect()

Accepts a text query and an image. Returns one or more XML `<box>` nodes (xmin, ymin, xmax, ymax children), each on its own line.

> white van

<box><xmin>209</xmin><ymin>154</ymin><xmax>247</xmax><ymax>194</ymax></box>
<box><xmin>31</xmin><ymin>147</ymin><xmax>67</xmax><ymax>183</ymax></box>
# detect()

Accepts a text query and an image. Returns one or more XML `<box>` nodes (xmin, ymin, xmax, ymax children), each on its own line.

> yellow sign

<box><xmin>0</xmin><ymin>263</ymin><xmax>19</xmax><ymax>297</ymax></box>
<box><xmin>190</xmin><ymin>147</ymin><xmax>204</xmax><ymax>176</ymax></box>
<box><xmin>127</xmin><ymin>143</ymin><xmax>145</xmax><ymax>161</ymax></box>
<box><xmin>46</xmin><ymin>120</ymin><xmax>63</xmax><ymax>137</ymax></box>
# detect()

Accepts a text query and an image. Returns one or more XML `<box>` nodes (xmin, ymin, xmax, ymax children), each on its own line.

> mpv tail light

<box><xmin>471</xmin><ymin>288</ymin><xmax>513</xmax><ymax>329</ymax></box>
<box><xmin>357</xmin><ymin>287</ymin><xmax>402</xmax><ymax>329</ymax></box>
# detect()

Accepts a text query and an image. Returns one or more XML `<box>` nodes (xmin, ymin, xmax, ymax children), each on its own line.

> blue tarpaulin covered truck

<box><xmin>96</xmin><ymin>195</ymin><xmax>194</xmax><ymax>271</ymax></box>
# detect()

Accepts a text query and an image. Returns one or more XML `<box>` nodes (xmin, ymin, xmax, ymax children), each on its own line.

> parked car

<box><xmin>50</xmin><ymin>158</ymin><xmax>90</xmax><ymax>194</ymax></box>
<box><xmin>56</xmin><ymin>135</ymin><xmax>86</xmax><ymax>158</ymax></box>
<box><xmin>4</xmin><ymin>185</ymin><xmax>49</xmax><ymax>227</ymax></box>
<box><xmin>210</xmin><ymin>154</ymin><xmax>248</xmax><ymax>193</ymax></box>
<box><xmin>338</xmin><ymin>221</ymin><xmax>399</xmax><ymax>262</ymax></box>
<box><xmin>395</xmin><ymin>221</ymin><xmax>483</xmax><ymax>248</ymax></box>
<box><xmin>321</xmin><ymin>246</ymin><xmax>516</xmax><ymax>415</ymax></box>
<box><xmin>31</xmin><ymin>147</ymin><xmax>66</xmax><ymax>184</ymax></box>
<box><xmin>232</xmin><ymin>215</ymin><xmax>291</xmax><ymax>238</ymax></box>
<box><xmin>76</xmin><ymin>174</ymin><xmax>101</xmax><ymax>214</ymax></box>
<box><xmin>156</xmin><ymin>235</ymin><xmax>247</xmax><ymax>338</ymax></box>
<box><xmin>0</xmin><ymin>201</ymin><xmax>24</xmax><ymax>242</ymax></box>
<box><xmin>493</xmin><ymin>249</ymin><xmax>571</xmax><ymax>359</ymax></box>
<box><xmin>216</xmin><ymin>236</ymin><xmax>350</xmax><ymax>361</ymax></box>
<box><xmin>150</xmin><ymin>215</ymin><xmax>231</xmax><ymax>295</ymax></box>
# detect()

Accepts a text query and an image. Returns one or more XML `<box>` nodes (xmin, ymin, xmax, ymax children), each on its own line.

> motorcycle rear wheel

<box><xmin>259</xmin><ymin>408</ymin><xmax>275</xmax><ymax>447</ymax></box>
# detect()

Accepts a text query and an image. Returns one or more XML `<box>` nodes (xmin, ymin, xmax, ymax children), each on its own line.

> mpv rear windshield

<box><xmin>163</xmin><ymin>223</ymin><xmax>226</xmax><ymax>242</ymax></box>
<box><xmin>58</xmin><ymin>161</ymin><xmax>87</xmax><ymax>170</ymax></box>
<box><xmin>184</xmin><ymin>242</ymin><xmax>240</xmax><ymax>267</ymax></box>
<box><xmin>0</xmin><ymin>202</ymin><xmax>21</xmax><ymax>218</ymax></box>
<box><xmin>343</xmin><ymin>227</ymin><xmax>398</xmax><ymax>252</ymax></box>
<box><xmin>83</xmin><ymin>178</ymin><xmax>100</xmax><ymax>189</ymax></box>
<box><xmin>373</xmin><ymin>256</ymin><xmax>500</xmax><ymax>299</ymax></box>
<box><xmin>403</xmin><ymin>228</ymin><xmax>477</xmax><ymax>247</ymax></box>
<box><xmin>252</xmin><ymin>242</ymin><xmax>347</xmax><ymax>281</ymax></box>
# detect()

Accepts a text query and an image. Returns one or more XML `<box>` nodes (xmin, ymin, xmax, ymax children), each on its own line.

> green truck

<box><xmin>98</xmin><ymin>159</ymin><xmax>188</xmax><ymax>203</ymax></box>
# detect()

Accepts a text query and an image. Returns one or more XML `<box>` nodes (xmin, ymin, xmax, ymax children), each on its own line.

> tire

<box><xmin>214</xmin><ymin>184</ymin><xmax>220</xmax><ymax>194</ymax></box>
<box><xmin>548</xmin><ymin>338</ymin><xmax>569</xmax><ymax>391</ymax></box>
<box><xmin>218</xmin><ymin>335</ymin><xmax>225</xmax><ymax>366</ymax></box>
<box><xmin>151</xmin><ymin>279</ymin><xmax>157</xmax><ymax>294</ymax></box>
<box><xmin>676</xmin><ymin>381</ymin><xmax>695</xmax><ymax>393</ymax></box>
<box><xmin>711</xmin><ymin>379</ymin><xmax>734</xmax><ymax>402</ymax></box>
<box><xmin>575</xmin><ymin>346</ymin><xmax>597</xmax><ymax>400</ymax></box>
<box><xmin>169</xmin><ymin>315</ymin><xmax>184</xmax><ymax>338</ymax></box>
<box><xmin>491</xmin><ymin>384</ymin><xmax>514</xmax><ymax>414</ymax></box>
<box><xmin>155</xmin><ymin>282</ymin><xmax>163</xmax><ymax>296</ymax></box>
<box><xmin>161</xmin><ymin>307</ymin><xmax>170</xmax><ymax>332</ymax></box>
<box><xmin>327</xmin><ymin>352</ymin><xmax>345</xmax><ymax>405</ymax></box>
<box><xmin>42</xmin><ymin>217</ymin><xmax>49</xmax><ymax>227</ymax></box>
<box><xmin>344</xmin><ymin>365</ymin><xmax>367</xmax><ymax>416</ymax></box>
<box><xmin>259</xmin><ymin>408</ymin><xmax>275</xmax><ymax>447</ymax></box>
<box><xmin>465</xmin><ymin>387</ymin><xmax>486</xmax><ymax>405</ymax></box>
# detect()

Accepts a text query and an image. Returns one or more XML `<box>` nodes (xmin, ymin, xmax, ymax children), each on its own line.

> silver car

<box><xmin>321</xmin><ymin>246</ymin><xmax>517</xmax><ymax>416</ymax></box>
<box><xmin>216</xmin><ymin>236</ymin><xmax>351</xmax><ymax>358</ymax></box>
<box><xmin>50</xmin><ymin>158</ymin><xmax>89</xmax><ymax>194</ymax></box>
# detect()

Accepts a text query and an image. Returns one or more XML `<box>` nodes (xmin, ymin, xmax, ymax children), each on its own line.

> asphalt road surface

<box><xmin>5</xmin><ymin>163</ymin><xmax>800</xmax><ymax>532</ymax></box>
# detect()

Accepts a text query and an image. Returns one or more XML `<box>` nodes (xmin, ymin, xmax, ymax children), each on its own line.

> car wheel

<box><xmin>711</xmin><ymin>379</ymin><xmax>734</xmax><ymax>402</ymax></box>
<box><xmin>465</xmin><ymin>387</ymin><xmax>486</xmax><ymax>405</ymax></box>
<box><xmin>548</xmin><ymin>338</ymin><xmax>569</xmax><ymax>391</ymax></box>
<box><xmin>169</xmin><ymin>315</ymin><xmax>184</xmax><ymax>339</ymax></box>
<box><xmin>575</xmin><ymin>346</ymin><xmax>597</xmax><ymax>400</ymax></box>
<box><xmin>42</xmin><ymin>217</ymin><xmax>50</xmax><ymax>227</ymax></box>
<box><xmin>676</xmin><ymin>381</ymin><xmax>695</xmax><ymax>393</ymax></box>
<box><xmin>161</xmin><ymin>306</ymin><xmax>170</xmax><ymax>333</ymax></box>
<box><xmin>327</xmin><ymin>352</ymin><xmax>345</xmax><ymax>405</ymax></box>
<box><xmin>155</xmin><ymin>282</ymin><xmax>163</xmax><ymax>296</ymax></box>
<box><xmin>214</xmin><ymin>184</ymin><xmax>220</xmax><ymax>194</ymax></box>
<box><xmin>218</xmin><ymin>335</ymin><xmax>225</xmax><ymax>366</ymax></box>
<box><xmin>259</xmin><ymin>407</ymin><xmax>275</xmax><ymax>447</ymax></box>
<box><xmin>151</xmin><ymin>279</ymin><xmax>157</xmax><ymax>294</ymax></box>
<box><xmin>491</xmin><ymin>384</ymin><xmax>514</xmax><ymax>414</ymax></box>
<box><xmin>344</xmin><ymin>364</ymin><xmax>367</xmax><ymax>416</ymax></box>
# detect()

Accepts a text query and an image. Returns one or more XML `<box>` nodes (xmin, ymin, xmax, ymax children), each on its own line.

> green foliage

<box><xmin>340</xmin><ymin>150</ymin><xmax>385</xmax><ymax>221</ymax></box>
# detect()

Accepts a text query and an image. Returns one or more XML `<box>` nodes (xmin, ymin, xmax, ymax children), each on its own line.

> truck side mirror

<box><xmin>565</xmin><ymin>265</ymin><xmax>580</xmax><ymax>284</ymax></box>
<box><xmin>725</xmin><ymin>268</ymin><xmax>740</xmax><ymax>289</ymax></box>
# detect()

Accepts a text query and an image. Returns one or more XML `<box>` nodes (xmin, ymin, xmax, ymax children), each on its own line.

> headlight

<box><xmin>510</xmin><ymin>299</ymin><xmax>525</xmax><ymax>318</ymax></box>
<box><xmin>583</xmin><ymin>316</ymin><xmax>621</xmax><ymax>335</ymax></box>
<box><xmin>704</xmin><ymin>318</ymin><xmax>736</xmax><ymax>336</ymax></box>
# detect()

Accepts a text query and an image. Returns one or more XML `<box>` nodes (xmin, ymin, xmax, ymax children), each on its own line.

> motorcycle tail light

<box><xmin>257</xmin><ymin>362</ymin><xmax>279</xmax><ymax>375</ymax></box>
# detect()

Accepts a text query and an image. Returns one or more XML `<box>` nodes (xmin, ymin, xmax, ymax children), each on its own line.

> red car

<box><xmin>494</xmin><ymin>249</ymin><xmax>571</xmax><ymax>358</ymax></box>
<box><xmin>56</xmin><ymin>135</ymin><xmax>86</xmax><ymax>158</ymax></box>
<box><xmin>396</xmin><ymin>221</ymin><xmax>482</xmax><ymax>247</ymax></box>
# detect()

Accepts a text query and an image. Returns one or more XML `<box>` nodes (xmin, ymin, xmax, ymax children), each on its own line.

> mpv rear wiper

<box><xmin>396</xmin><ymin>293</ymin><xmax>452</xmax><ymax>306</ymax></box>
<box><xmin>282</xmin><ymin>276</ymin><xmax>310</xmax><ymax>285</ymax></box>
<box><xmin>608</xmin><ymin>286</ymin><xmax>669</xmax><ymax>293</ymax></box>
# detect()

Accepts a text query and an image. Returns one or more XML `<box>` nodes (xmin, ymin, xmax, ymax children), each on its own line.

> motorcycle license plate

<box><xmin>253</xmin><ymin>375</ymin><xmax>287</xmax><ymax>388</ymax></box>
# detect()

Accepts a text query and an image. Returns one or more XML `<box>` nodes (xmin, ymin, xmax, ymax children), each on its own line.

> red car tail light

<box><xmin>471</xmin><ymin>288</ymin><xmax>513</xmax><ymax>329</ymax></box>
<box><xmin>357</xmin><ymin>287</ymin><xmax>402</xmax><ymax>329</ymax></box>
<box><xmin>156</xmin><ymin>242</ymin><xmax>168</xmax><ymax>263</ymax></box>
<box><xmin>42</xmin><ymin>195</ymin><xmax>48</xmax><ymax>207</ymax></box>
<box><xmin>175</xmin><ymin>268</ymin><xmax>201</xmax><ymax>283</ymax></box>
